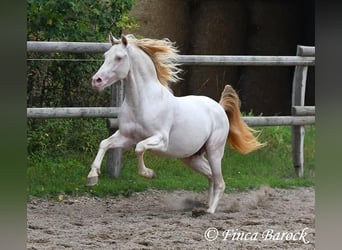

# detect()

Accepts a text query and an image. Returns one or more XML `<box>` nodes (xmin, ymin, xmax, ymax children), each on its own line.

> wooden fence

<box><xmin>27</xmin><ymin>42</ymin><xmax>315</xmax><ymax>177</ymax></box>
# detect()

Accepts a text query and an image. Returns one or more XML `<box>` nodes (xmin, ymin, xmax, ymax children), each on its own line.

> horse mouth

<box><xmin>92</xmin><ymin>83</ymin><xmax>105</xmax><ymax>93</ymax></box>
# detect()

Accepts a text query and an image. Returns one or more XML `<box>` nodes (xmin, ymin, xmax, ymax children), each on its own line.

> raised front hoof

<box><xmin>86</xmin><ymin>176</ymin><xmax>98</xmax><ymax>186</ymax></box>
<box><xmin>139</xmin><ymin>169</ymin><xmax>157</xmax><ymax>179</ymax></box>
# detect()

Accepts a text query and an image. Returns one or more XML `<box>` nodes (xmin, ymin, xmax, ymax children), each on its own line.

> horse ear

<box><xmin>121</xmin><ymin>35</ymin><xmax>128</xmax><ymax>47</ymax></box>
<box><xmin>109</xmin><ymin>33</ymin><xmax>119</xmax><ymax>45</ymax></box>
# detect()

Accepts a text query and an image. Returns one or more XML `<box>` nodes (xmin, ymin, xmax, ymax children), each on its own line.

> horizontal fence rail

<box><xmin>243</xmin><ymin>116</ymin><xmax>315</xmax><ymax>126</ymax></box>
<box><xmin>296</xmin><ymin>46</ymin><xmax>315</xmax><ymax>56</ymax></box>
<box><xmin>27</xmin><ymin>107</ymin><xmax>120</xmax><ymax>118</ymax></box>
<box><xmin>27</xmin><ymin>41</ymin><xmax>315</xmax><ymax>66</ymax></box>
<box><xmin>27</xmin><ymin>41</ymin><xmax>112</xmax><ymax>53</ymax></box>
<box><xmin>27</xmin><ymin>107</ymin><xmax>315</xmax><ymax>126</ymax></box>
<box><xmin>177</xmin><ymin>55</ymin><xmax>315</xmax><ymax>66</ymax></box>
<box><xmin>292</xmin><ymin>106</ymin><xmax>315</xmax><ymax>116</ymax></box>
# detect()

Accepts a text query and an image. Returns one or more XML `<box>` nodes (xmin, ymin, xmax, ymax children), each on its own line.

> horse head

<box><xmin>92</xmin><ymin>34</ymin><xmax>130</xmax><ymax>92</ymax></box>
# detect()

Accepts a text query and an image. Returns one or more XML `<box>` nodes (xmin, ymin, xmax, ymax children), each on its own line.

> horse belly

<box><xmin>163</xmin><ymin>111</ymin><xmax>213</xmax><ymax>157</ymax></box>
<box><xmin>161</xmin><ymin>96</ymin><xmax>228</xmax><ymax>158</ymax></box>
<box><xmin>162</xmin><ymin>126</ymin><xmax>208</xmax><ymax>158</ymax></box>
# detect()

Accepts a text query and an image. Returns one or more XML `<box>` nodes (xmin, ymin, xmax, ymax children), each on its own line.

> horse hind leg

<box><xmin>206</xmin><ymin>148</ymin><xmax>226</xmax><ymax>214</ymax></box>
<box><xmin>181</xmin><ymin>154</ymin><xmax>214</xmax><ymax>209</ymax></box>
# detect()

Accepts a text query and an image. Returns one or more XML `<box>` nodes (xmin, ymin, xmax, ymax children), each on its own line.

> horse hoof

<box><xmin>86</xmin><ymin>176</ymin><xmax>98</xmax><ymax>186</ymax></box>
<box><xmin>206</xmin><ymin>208</ymin><xmax>216</xmax><ymax>214</ymax></box>
<box><xmin>152</xmin><ymin>172</ymin><xmax>157</xmax><ymax>178</ymax></box>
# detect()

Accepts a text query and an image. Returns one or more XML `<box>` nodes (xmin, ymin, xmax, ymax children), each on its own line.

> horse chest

<box><xmin>119</xmin><ymin>120</ymin><xmax>148</xmax><ymax>140</ymax></box>
<box><xmin>118</xmin><ymin>110</ymin><xmax>157</xmax><ymax>142</ymax></box>
<box><xmin>119</xmin><ymin>102</ymin><xmax>170</xmax><ymax>140</ymax></box>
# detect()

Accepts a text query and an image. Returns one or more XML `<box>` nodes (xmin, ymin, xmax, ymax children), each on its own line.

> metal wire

<box><xmin>27</xmin><ymin>58</ymin><xmax>103</xmax><ymax>62</ymax></box>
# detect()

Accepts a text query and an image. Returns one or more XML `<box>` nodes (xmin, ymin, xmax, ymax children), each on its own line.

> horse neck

<box><xmin>124</xmin><ymin>46</ymin><xmax>167</xmax><ymax>108</ymax></box>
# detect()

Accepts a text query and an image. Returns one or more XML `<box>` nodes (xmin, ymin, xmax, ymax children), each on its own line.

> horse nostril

<box><xmin>96</xmin><ymin>77</ymin><xmax>102</xmax><ymax>83</ymax></box>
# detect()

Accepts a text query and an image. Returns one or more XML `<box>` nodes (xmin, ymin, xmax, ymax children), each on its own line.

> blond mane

<box><xmin>126</xmin><ymin>34</ymin><xmax>182</xmax><ymax>88</ymax></box>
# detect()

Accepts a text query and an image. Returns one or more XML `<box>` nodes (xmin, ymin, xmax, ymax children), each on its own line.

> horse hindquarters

<box><xmin>165</xmin><ymin>96</ymin><xmax>228</xmax><ymax>159</ymax></box>
<box><xmin>181</xmin><ymin>128</ymin><xmax>227</xmax><ymax>214</ymax></box>
<box><xmin>203</xmin><ymin>114</ymin><xmax>228</xmax><ymax>213</ymax></box>
<box><xmin>176</xmin><ymin>96</ymin><xmax>228</xmax><ymax>213</ymax></box>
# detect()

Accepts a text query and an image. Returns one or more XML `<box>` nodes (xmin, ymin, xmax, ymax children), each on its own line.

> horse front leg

<box><xmin>135</xmin><ymin>134</ymin><xmax>168</xmax><ymax>179</ymax></box>
<box><xmin>87</xmin><ymin>130</ymin><xmax>134</xmax><ymax>186</ymax></box>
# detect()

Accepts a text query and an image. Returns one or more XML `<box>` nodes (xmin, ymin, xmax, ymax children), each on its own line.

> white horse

<box><xmin>87</xmin><ymin>34</ymin><xmax>264</xmax><ymax>213</ymax></box>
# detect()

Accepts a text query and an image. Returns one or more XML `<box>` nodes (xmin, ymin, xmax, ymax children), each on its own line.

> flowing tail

<box><xmin>219</xmin><ymin>85</ymin><xmax>265</xmax><ymax>154</ymax></box>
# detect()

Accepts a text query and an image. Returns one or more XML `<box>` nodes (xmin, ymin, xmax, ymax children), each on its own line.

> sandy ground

<box><xmin>27</xmin><ymin>186</ymin><xmax>315</xmax><ymax>249</ymax></box>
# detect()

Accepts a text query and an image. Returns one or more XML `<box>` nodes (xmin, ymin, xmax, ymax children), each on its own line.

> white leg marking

<box><xmin>206</xmin><ymin>148</ymin><xmax>226</xmax><ymax>214</ymax></box>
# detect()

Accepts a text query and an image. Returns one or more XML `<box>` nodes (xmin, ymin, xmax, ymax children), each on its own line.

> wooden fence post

<box><xmin>291</xmin><ymin>45</ymin><xmax>311</xmax><ymax>177</ymax></box>
<box><xmin>106</xmin><ymin>80</ymin><xmax>124</xmax><ymax>177</ymax></box>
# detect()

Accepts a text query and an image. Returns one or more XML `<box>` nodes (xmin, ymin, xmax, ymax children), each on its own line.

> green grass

<box><xmin>27</xmin><ymin>125</ymin><xmax>315</xmax><ymax>198</ymax></box>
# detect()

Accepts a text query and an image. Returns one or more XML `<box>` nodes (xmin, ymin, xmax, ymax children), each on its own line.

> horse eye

<box><xmin>115</xmin><ymin>56</ymin><xmax>122</xmax><ymax>62</ymax></box>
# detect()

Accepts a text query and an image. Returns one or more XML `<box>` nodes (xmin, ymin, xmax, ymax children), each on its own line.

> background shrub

<box><xmin>27</xmin><ymin>0</ymin><xmax>136</xmax><ymax>159</ymax></box>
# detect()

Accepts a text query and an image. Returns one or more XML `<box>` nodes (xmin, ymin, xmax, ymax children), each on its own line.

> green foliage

<box><xmin>27</xmin><ymin>118</ymin><xmax>108</xmax><ymax>159</ymax></box>
<box><xmin>27</xmin><ymin>1</ymin><xmax>137</xmax><ymax>164</ymax></box>
<box><xmin>222</xmin><ymin>125</ymin><xmax>315</xmax><ymax>191</ymax></box>
<box><xmin>27</xmin><ymin>0</ymin><xmax>136</xmax><ymax>41</ymax></box>
<box><xmin>27</xmin><ymin>0</ymin><xmax>136</xmax><ymax>108</ymax></box>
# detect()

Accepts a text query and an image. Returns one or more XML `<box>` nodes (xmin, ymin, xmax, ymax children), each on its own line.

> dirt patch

<box><xmin>27</xmin><ymin>186</ymin><xmax>315</xmax><ymax>249</ymax></box>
